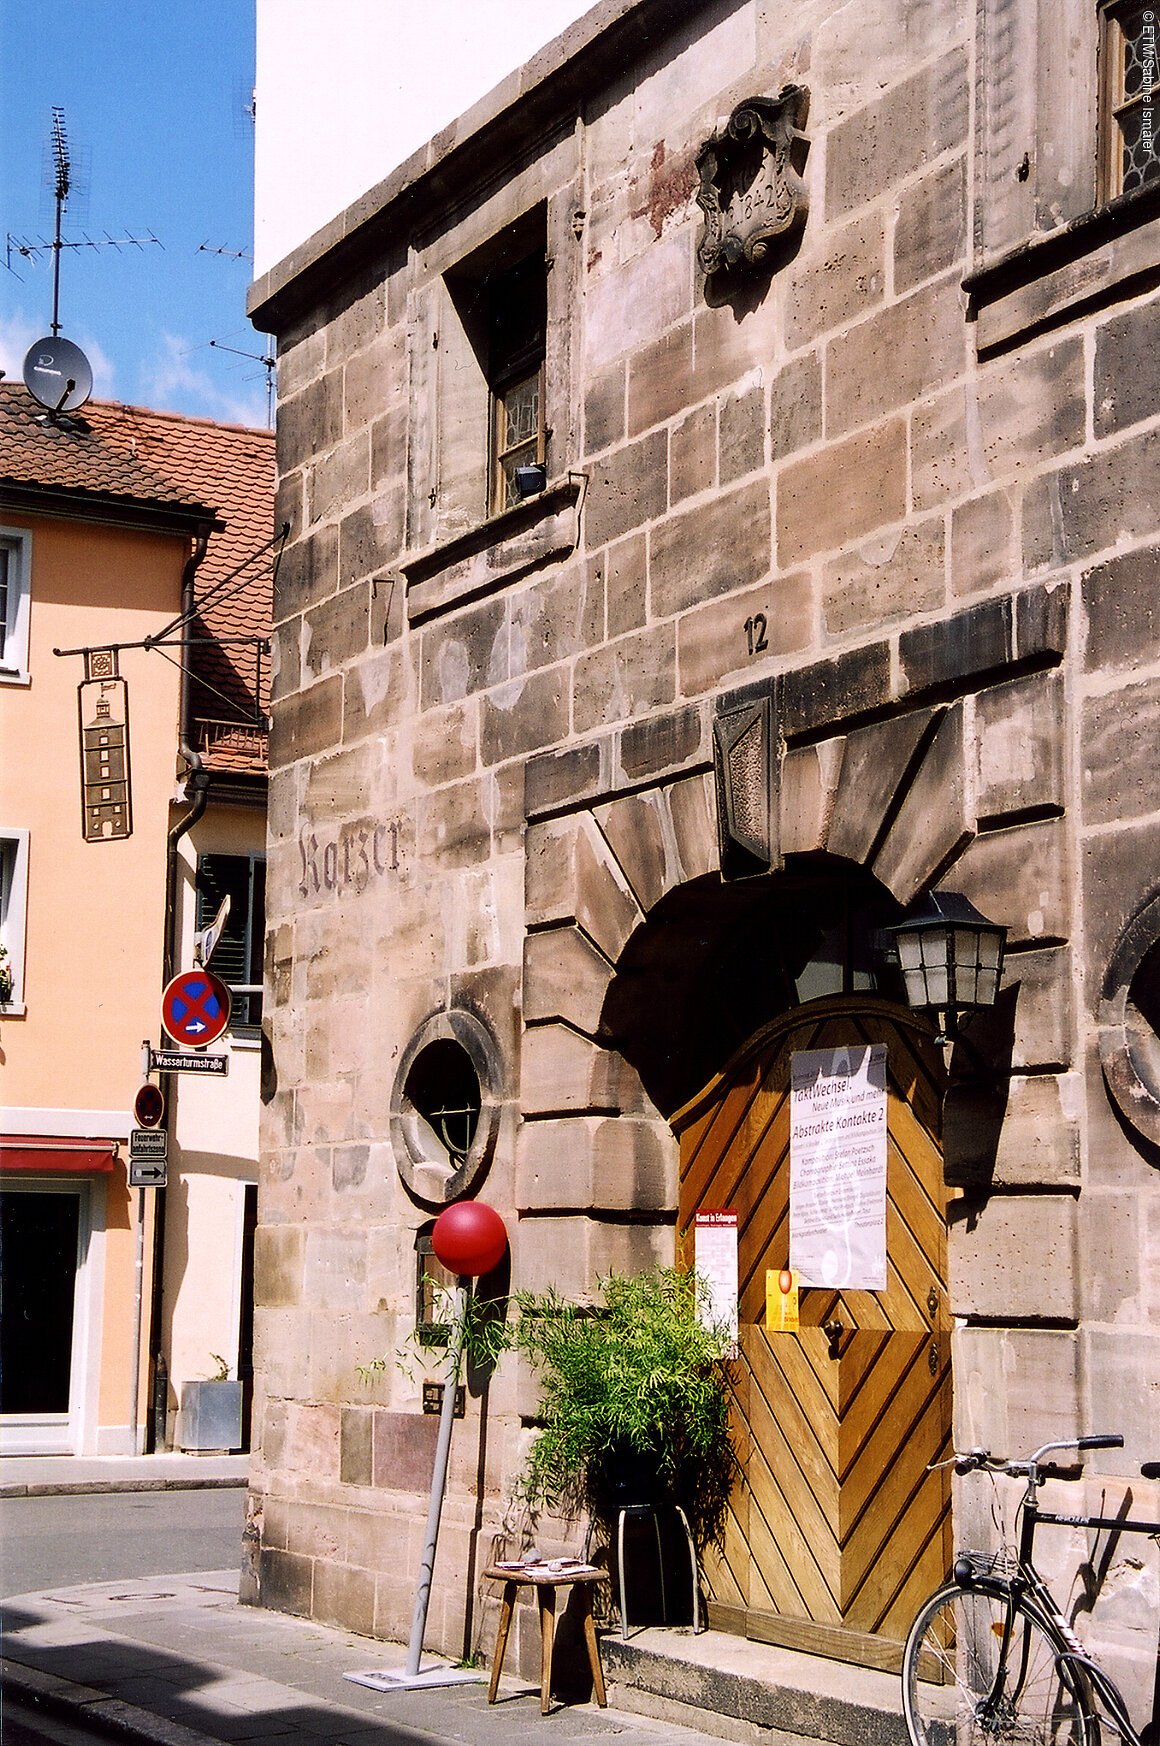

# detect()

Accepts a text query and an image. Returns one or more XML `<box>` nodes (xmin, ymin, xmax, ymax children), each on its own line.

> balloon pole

<box><xmin>404</xmin><ymin>1280</ymin><xmax>467</xmax><ymax>1676</ymax></box>
<box><xmin>346</xmin><ymin>1201</ymin><xmax>507</xmax><ymax>1694</ymax></box>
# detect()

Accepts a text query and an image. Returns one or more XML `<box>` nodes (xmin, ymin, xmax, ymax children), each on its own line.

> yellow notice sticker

<box><xmin>766</xmin><ymin>1267</ymin><xmax>800</xmax><ymax>1332</ymax></box>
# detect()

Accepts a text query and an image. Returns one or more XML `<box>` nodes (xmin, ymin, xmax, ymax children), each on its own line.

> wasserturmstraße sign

<box><xmin>149</xmin><ymin>1048</ymin><xmax>229</xmax><ymax>1075</ymax></box>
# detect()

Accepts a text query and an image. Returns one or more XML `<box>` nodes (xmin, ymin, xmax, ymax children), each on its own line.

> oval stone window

<box><xmin>1099</xmin><ymin>890</ymin><xmax>1160</xmax><ymax>1150</ymax></box>
<box><xmin>391</xmin><ymin>1009</ymin><xmax>502</xmax><ymax>1204</ymax></box>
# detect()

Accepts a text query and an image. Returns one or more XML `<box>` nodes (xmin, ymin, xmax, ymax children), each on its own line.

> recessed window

<box><xmin>1100</xmin><ymin>1</ymin><xmax>1160</xmax><ymax>199</ymax></box>
<box><xmin>487</xmin><ymin>251</ymin><xmax>546</xmax><ymax>514</ymax></box>
<box><xmin>0</xmin><ymin>528</ymin><xmax>31</xmax><ymax>682</ymax></box>
<box><xmin>414</xmin><ymin>1225</ymin><xmax>455</xmax><ymax>1345</ymax></box>
<box><xmin>196</xmin><ymin>853</ymin><xmax>265</xmax><ymax>1030</ymax></box>
<box><xmin>0</xmin><ymin>830</ymin><xmax>30</xmax><ymax>1011</ymax></box>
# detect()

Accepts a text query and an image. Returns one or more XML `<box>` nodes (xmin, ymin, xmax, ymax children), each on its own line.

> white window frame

<box><xmin>1</xmin><ymin>829</ymin><xmax>30</xmax><ymax>1013</ymax></box>
<box><xmin>0</xmin><ymin>526</ymin><xmax>32</xmax><ymax>683</ymax></box>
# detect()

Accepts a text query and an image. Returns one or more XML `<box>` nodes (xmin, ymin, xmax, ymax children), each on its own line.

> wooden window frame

<box><xmin>1099</xmin><ymin>0</ymin><xmax>1160</xmax><ymax>201</ymax></box>
<box><xmin>195</xmin><ymin>852</ymin><xmax>265</xmax><ymax>1032</ymax></box>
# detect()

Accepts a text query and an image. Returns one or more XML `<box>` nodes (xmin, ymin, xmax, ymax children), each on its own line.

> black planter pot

<box><xmin>597</xmin><ymin>1439</ymin><xmax>668</xmax><ymax>1510</ymax></box>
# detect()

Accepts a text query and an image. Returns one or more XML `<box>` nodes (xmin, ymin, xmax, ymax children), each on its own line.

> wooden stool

<box><xmin>484</xmin><ymin>1562</ymin><xmax>608</xmax><ymax>1715</ymax></box>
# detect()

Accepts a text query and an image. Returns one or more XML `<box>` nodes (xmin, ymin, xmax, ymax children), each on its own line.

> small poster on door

<box><xmin>789</xmin><ymin>1044</ymin><xmax>887</xmax><ymax>1291</ymax></box>
<box><xmin>694</xmin><ymin>1209</ymin><xmax>738</xmax><ymax>1356</ymax></box>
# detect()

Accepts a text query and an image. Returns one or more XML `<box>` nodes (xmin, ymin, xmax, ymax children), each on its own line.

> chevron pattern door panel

<box><xmin>676</xmin><ymin>998</ymin><xmax>952</xmax><ymax>1656</ymax></box>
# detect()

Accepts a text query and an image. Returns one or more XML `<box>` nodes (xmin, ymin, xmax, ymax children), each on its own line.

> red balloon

<box><xmin>432</xmin><ymin>1200</ymin><xmax>507</xmax><ymax>1277</ymax></box>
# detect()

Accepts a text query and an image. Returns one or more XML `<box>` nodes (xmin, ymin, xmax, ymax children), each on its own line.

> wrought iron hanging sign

<box><xmin>78</xmin><ymin>648</ymin><xmax>132</xmax><ymax>841</ymax></box>
<box><xmin>695</xmin><ymin>86</ymin><xmax>810</xmax><ymax>277</ymax></box>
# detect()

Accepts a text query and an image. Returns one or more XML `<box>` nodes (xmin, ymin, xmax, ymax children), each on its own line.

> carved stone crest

<box><xmin>696</xmin><ymin>87</ymin><xmax>809</xmax><ymax>277</ymax></box>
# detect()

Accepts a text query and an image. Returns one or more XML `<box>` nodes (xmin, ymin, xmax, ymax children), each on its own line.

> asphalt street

<box><xmin>0</xmin><ymin>1487</ymin><xmax>247</xmax><ymax>1597</ymax></box>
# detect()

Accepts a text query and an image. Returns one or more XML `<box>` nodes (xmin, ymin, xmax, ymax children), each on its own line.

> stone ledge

<box><xmin>402</xmin><ymin>477</ymin><xmax>582</xmax><ymax>623</ymax></box>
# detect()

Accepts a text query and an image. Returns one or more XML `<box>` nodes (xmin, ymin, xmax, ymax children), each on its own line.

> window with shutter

<box><xmin>195</xmin><ymin>853</ymin><xmax>265</xmax><ymax>1029</ymax></box>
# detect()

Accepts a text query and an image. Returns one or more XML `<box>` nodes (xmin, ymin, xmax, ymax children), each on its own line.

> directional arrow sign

<box><xmin>161</xmin><ymin>970</ymin><xmax>231</xmax><ymax>1048</ymax></box>
<box><xmin>129</xmin><ymin>1158</ymin><xmax>168</xmax><ymax>1188</ymax></box>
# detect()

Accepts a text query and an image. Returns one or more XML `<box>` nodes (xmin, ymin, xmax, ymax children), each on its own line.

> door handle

<box><xmin>823</xmin><ymin>1318</ymin><xmax>843</xmax><ymax>1359</ymax></box>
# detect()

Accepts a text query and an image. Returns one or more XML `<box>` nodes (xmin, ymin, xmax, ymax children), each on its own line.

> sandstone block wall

<box><xmin>249</xmin><ymin>0</ymin><xmax>1160</xmax><ymax>1683</ymax></box>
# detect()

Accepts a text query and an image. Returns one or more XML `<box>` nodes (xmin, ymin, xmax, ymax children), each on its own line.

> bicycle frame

<box><xmin>992</xmin><ymin>1466</ymin><xmax>1160</xmax><ymax>1743</ymax></box>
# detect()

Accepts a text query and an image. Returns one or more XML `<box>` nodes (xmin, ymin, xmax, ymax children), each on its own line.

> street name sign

<box><xmin>149</xmin><ymin>1048</ymin><xmax>229</xmax><ymax>1076</ymax></box>
<box><xmin>130</xmin><ymin>1127</ymin><xmax>167</xmax><ymax>1159</ymax></box>
<box><xmin>129</xmin><ymin>1158</ymin><xmax>168</xmax><ymax>1188</ymax></box>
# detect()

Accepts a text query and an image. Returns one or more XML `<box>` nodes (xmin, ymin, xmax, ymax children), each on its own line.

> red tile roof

<box><xmin>0</xmin><ymin>383</ymin><xmax>276</xmax><ymax>775</ymax></box>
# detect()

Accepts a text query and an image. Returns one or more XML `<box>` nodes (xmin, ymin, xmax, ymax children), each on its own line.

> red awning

<box><xmin>0</xmin><ymin>1136</ymin><xmax>118</xmax><ymax>1173</ymax></box>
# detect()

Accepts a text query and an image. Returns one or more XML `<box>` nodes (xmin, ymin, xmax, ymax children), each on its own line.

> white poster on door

<box><xmin>789</xmin><ymin>1044</ymin><xmax>887</xmax><ymax>1291</ymax></box>
<box><xmin>694</xmin><ymin>1208</ymin><xmax>739</xmax><ymax>1355</ymax></box>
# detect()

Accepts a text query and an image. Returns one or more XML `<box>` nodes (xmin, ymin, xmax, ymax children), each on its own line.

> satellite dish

<box><xmin>22</xmin><ymin>334</ymin><xmax>93</xmax><ymax>414</ymax></box>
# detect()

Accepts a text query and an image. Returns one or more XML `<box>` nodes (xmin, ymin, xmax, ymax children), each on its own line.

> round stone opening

<box><xmin>1099</xmin><ymin>891</ymin><xmax>1160</xmax><ymax>1152</ymax></box>
<box><xmin>391</xmin><ymin>1009</ymin><xmax>502</xmax><ymax>1205</ymax></box>
<box><xmin>404</xmin><ymin>1038</ymin><xmax>482</xmax><ymax>1168</ymax></box>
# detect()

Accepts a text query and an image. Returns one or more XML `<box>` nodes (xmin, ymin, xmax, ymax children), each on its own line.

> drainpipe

<box><xmin>138</xmin><ymin>525</ymin><xmax>212</xmax><ymax>1453</ymax></box>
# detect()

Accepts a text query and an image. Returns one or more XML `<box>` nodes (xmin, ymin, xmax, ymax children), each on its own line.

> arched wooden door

<box><xmin>674</xmin><ymin>997</ymin><xmax>952</xmax><ymax>1665</ymax></box>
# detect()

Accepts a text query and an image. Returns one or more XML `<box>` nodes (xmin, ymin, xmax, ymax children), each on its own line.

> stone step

<box><xmin>601</xmin><ymin>1626</ymin><xmax>912</xmax><ymax>1746</ymax></box>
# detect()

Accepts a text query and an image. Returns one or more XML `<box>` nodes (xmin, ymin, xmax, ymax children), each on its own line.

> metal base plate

<box><xmin>344</xmin><ymin>1665</ymin><xmax>485</xmax><ymax>1692</ymax></box>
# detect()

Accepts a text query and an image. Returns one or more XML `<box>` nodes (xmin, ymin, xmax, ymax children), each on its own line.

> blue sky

<box><xmin>0</xmin><ymin>0</ymin><xmax>267</xmax><ymax>428</ymax></box>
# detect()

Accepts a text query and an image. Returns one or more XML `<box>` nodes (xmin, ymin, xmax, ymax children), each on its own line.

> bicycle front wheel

<box><xmin>902</xmin><ymin>1577</ymin><xmax>1096</xmax><ymax>1746</ymax></box>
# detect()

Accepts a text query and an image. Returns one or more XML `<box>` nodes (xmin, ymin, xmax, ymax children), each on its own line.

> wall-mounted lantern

<box><xmin>888</xmin><ymin>892</ymin><xmax>1007</xmax><ymax>1043</ymax></box>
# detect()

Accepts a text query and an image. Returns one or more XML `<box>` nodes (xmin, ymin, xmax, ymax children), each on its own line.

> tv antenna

<box><xmin>4</xmin><ymin>107</ymin><xmax>162</xmax><ymax>322</ymax></box>
<box><xmin>209</xmin><ymin>338</ymin><xmax>277</xmax><ymax>427</ymax></box>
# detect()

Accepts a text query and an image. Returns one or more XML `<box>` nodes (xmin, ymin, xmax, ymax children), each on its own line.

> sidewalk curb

<box><xmin>2</xmin><ymin>1658</ymin><xmax>221</xmax><ymax>1746</ymax></box>
<box><xmin>0</xmin><ymin>1477</ymin><xmax>248</xmax><ymax>1500</ymax></box>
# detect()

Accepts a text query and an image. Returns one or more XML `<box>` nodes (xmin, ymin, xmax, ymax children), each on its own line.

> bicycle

<box><xmin>902</xmin><ymin>1434</ymin><xmax>1160</xmax><ymax>1746</ymax></box>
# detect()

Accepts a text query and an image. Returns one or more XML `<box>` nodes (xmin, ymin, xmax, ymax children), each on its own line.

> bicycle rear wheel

<box><xmin>902</xmin><ymin>1577</ymin><xmax>1096</xmax><ymax>1746</ymax></box>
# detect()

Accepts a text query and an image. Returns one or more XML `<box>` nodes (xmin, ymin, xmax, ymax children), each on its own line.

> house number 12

<box><xmin>744</xmin><ymin>613</ymin><xmax>769</xmax><ymax>657</ymax></box>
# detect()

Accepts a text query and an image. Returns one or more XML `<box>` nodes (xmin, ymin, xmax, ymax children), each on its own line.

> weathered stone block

<box><xmin>1002</xmin><ymin>945</ymin><xmax>1073</xmax><ymax>1070</ymax></box>
<box><xmin>342</xmin><ymin>643</ymin><xmax>406</xmax><ymax>742</ymax></box>
<box><xmin>584</xmin><ymin>361</ymin><xmax>626</xmax><ymax>456</ymax></box>
<box><xmin>301</xmin><ymin>583</ymin><xmax>371</xmax><ymax>682</ymax></box>
<box><xmin>873</xmin><ymin>702</ymin><xmax>973</xmax><ymax>903</ymax></box>
<box><xmin>278</xmin><ymin>369</ymin><xmax>343</xmax><ymax>473</ymax></box>
<box><xmin>976</xmin><ymin>670</ymin><xmax>1064</xmax><ymax>821</ymax></box>
<box><xmin>949</xmin><ymin>1194</ymin><xmax>1077</xmax><ymax>1320</ymax></box>
<box><xmin>1084</xmin><ymin>676</ymin><xmax>1160</xmax><ymax>826</ymax></box>
<box><xmin>954</xmin><ymin>817</ymin><xmax>1071</xmax><ymax>946</ymax></box>
<box><xmin>778</xmin><ymin>419</ymin><xmax>906</xmax><ymax>565</ymax></box>
<box><xmin>627</xmin><ymin>320</ymin><xmax>694</xmax><ymax>437</ymax></box>
<box><xmin>618</xmin><ymin>704</ymin><xmax>704</xmax><ymax>782</ymax></box>
<box><xmin>340</xmin><ymin>1408</ymin><xmax>373</xmax><ymax>1487</ymax></box>
<box><xmin>894</xmin><ymin>155</ymin><xmax>968</xmax><ymax>294</ymax></box>
<box><xmin>785</xmin><ymin>212</ymin><xmax>886</xmax><ymax>351</ymax></box>
<box><xmin>276</xmin><ymin>327</ymin><xmax>325</xmax><ymax>400</ymax></box>
<box><xmin>1082</xmin><ymin>1330</ymin><xmax>1160</xmax><ymax>1462</ymax></box>
<box><xmin>780</xmin><ymin>640</ymin><xmax>894</xmax><ymax>736</ymax></box>
<box><xmin>595</xmin><ymin>790</ymin><xmax>673</xmax><ymax>914</ymax></box>
<box><xmin>510</xmin><ymin>562</ymin><xmax>603</xmax><ymax>678</ymax></box>
<box><xmin>418</xmin><ymin>595</ymin><xmax>507</xmax><ymax>710</ymax></box>
<box><xmin>275</xmin><ymin>523</ymin><xmax>339</xmax><ymax>623</ymax></box>
<box><xmin>524</xmin><ymin>741</ymin><xmax>605</xmax><ymax>819</ymax></box>
<box><xmin>826</xmin><ymin>275</ymin><xmax>967</xmax><ymax>438</ymax></box>
<box><xmin>416</xmin><ymin>775</ymin><xmax>491</xmax><ymax>867</ymax></box>
<box><xmin>339</xmin><ymin>498</ymin><xmax>404</xmax><ymax>584</ymax></box>
<box><xmin>822</xmin><ymin>520</ymin><xmax>945</xmax><ymax>636</ymax></box>
<box><xmin>482</xmin><ymin>669</ymin><xmax>569</xmax><ymax>765</ymax></box>
<box><xmin>900</xmin><ymin>595</ymin><xmax>1013</xmax><ymax>694</ymax></box>
<box><xmin>255</xmin><ymin>1226</ymin><xmax>305</xmax><ymax>1307</ymax></box>
<box><xmin>953</xmin><ymin>1326</ymin><xmax>1079</xmax><ymax>1455</ymax></box>
<box><xmin>525</xmin><ymin>813</ymin><xmax>641</xmax><ymax>958</ymax></box>
<box><xmin>412</xmin><ymin>699</ymin><xmax>477</xmax><ymax>788</ymax></box>
<box><xmin>303</xmin><ymin>1229</ymin><xmax>366</xmax><ymax>1311</ymax></box>
<box><xmin>269</xmin><ymin>676</ymin><xmax>344</xmax><ymax>770</ymax></box>
<box><xmin>523</xmin><ymin>925</ymin><xmax>613</xmax><ymax>1033</ymax></box>
<box><xmin>780</xmin><ymin>738</ymin><xmax>845</xmax><ymax>857</ymax></box>
<box><xmin>1081</xmin><ymin>817</ymin><xmax>1160</xmax><ymax>1005</ymax></box>
<box><xmin>769</xmin><ymin>350</ymin><xmax>822</xmax><ymax>461</ymax></box>
<box><xmin>572</xmin><ymin>624</ymin><xmax>676</xmax><ymax>735</ymax></box>
<box><xmin>515</xmin><ymin>1115</ymin><xmax>676</xmax><ymax>1212</ymax></box>
<box><xmin>666</xmin><ymin>770</ymin><xmax>718</xmax><ymax>883</ymax></box>
<box><xmin>991</xmin><ymin>1074</ymin><xmax>1081</xmax><ymax>1186</ymax></box>
<box><xmin>678</xmin><ymin>572</ymin><xmax>812</xmax><ymax>698</ymax></box>
<box><xmin>512</xmin><ymin>1213</ymin><xmax>673</xmax><ymax>1297</ymax></box>
<box><xmin>521</xmin><ymin>1025</ymin><xmax>638</xmax><ymax>1116</ymax></box>
<box><xmin>584</xmin><ymin>231</ymin><xmax>692</xmax><ymax>374</ymax></box>
<box><xmin>1024</xmin><ymin>428</ymin><xmax>1160</xmax><ymax>574</ymax></box>
<box><xmin>651</xmin><ymin>478</ymin><xmax>772</xmax><ymax>620</ymax></box>
<box><xmin>911</xmin><ymin>336</ymin><xmax>1084</xmax><ymax>512</ymax></box>
<box><xmin>307</xmin><ymin>433</ymin><xmax>370</xmax><ymax>526</ymax></box>
<box><xmin>259</xmin><ymin>1547</ymin><xmax>314</xmax><ymax>1619</ymax></box>
<box><xmin>1083</xmin><ymin>545</ymin><xmax>1160</xmax><ymax>671</ymax></box>
<box><xmin>1093</xmin><ymin>294</ymin><xmax>1160</xmax><ymax>438</ymax></box>
<box><xmin>826</xmin><ymin>47</ymin><xmax>970</xmax><ymax>216</ymax></box>
<box><xmin>372</xmin><ymin>1410</ymin><xmax>439</xmax><ymax>1492</ymax></box>
<box><xmin>719</xmin><ymin>379</ymin><xmax>765</xmax><ymax>485</ymax></box>
<box><xmin>585</xmin><ymin>429</ymin><xmax>668</xmax><ymax>548</ymax></box>
<box><xmin>950</xmin><ymin>489</ymin><xmax>1016</xmax><ymax>599</ymax></box>
<box><xmin>314</xmin><ymin>1560</ymin><xmax>375</xmax><ymax>1636</ymax></box>
<box><xmin>669</xmin><ymin>402</ymin><xmax>717</xmax><ymax>506</ymax></box>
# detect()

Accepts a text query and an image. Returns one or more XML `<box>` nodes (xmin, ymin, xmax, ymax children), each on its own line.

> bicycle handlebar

<box><xmin>953</xmin><ymin>1434</ymin><xmax>1123</xmax><ymax>1477</ymax></box>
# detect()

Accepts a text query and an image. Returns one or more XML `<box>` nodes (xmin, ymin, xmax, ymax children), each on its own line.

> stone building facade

<box><xmin>246</xmin><ymin>0</ymin><xmax>1160</xmax><ymax>1702</ymax></box>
